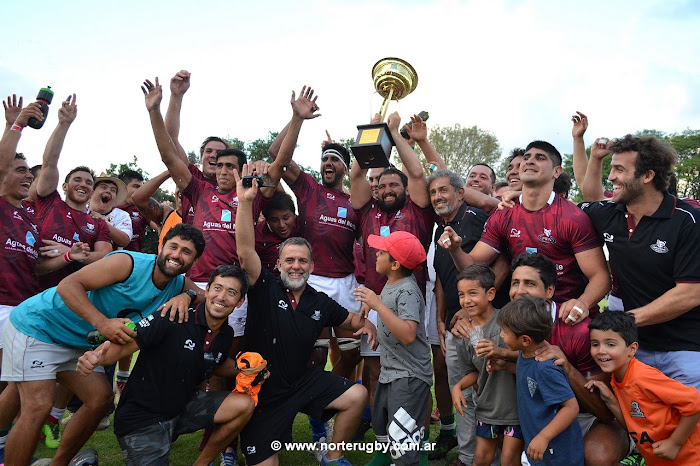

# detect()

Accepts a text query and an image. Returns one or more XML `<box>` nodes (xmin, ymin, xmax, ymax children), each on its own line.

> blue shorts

<box><xmin>475</xmin><ymin>420</ymin><xmax>523</xmax><ymax>440</ymax></box>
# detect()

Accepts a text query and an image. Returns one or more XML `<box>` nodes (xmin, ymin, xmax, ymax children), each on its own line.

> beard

<box><xmin>613</xmin><ymin>178</ymin><xmax>644</xmax><ymax>205</ymax></box>
<box><xmin>377</xmin><ymin>191</ymin><xmax>407</xmax><ymax>214</ymax></box>
<box><xmin>280</xmin><ymin>268</ymin><xmax>310</xmax><ymax>291</ymax></box>
<box><xmin>156</xmin><ymin>254</ymin><xmax>186</xmax><ymax>278</ymax></box>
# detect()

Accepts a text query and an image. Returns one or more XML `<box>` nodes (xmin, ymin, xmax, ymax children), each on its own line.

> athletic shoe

<box><xmin>351</xmin><ymin>419</ymin><xmax>372</xmax><ymax>442</ymax></box>
<box><xmin>427</xmin><ymin>432</ymin><xmax>458</xmax><ymax>460</ymax></box>
<box><xmin>30</xmin><ymin>459</ymin><xmax>52</xmax><ymax>466</ymax></box>
<box><xmin>95</xmin><ymin>414</ymin><xmax>110</xmax><ymax>431</ymax></box>
<box><xmin>313</xmin><ymin>436</ymin><xmax>327</xmax><ymax>462</ymax></box>
<box><xmin>220</xmin><ymin>451</ymin><xmax>238</xmax><ymax>466</ymax></box>
<box><xmin>430</xmin><ymin>407</ymin><xmax>440</xmax><ymax>424</ymax></box>
<box><xmin>619</xmin><ymin>452</ymin><xmax>645</xmax><ymax>466</ymax></box>
<box><xmin>70</xmin><ymin>448</ymin><xmax>99</xmax><ymax>465</ymax></box>
<box><xmin>42</xmin><ymin>422</ymin><xmax>61</xmax><ymax>449</ymax></box>
<box><xmin>60</xmin><ymin>411</ymin><xmax>74</xmax><ymax>427</ymax></box>
<box><xmin>320</xmin><ymin>452</ymin><xmax>352</xmax><ymax>466</ymax></box>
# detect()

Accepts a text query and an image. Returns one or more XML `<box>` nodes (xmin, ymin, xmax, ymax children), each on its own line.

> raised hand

<box><xmin>290</xmin><ymin>86</ymin><xmax>320</xmax><ymax>120</ymax></box>
<box><xmin>76</xmin><ymin>341</ymin><xmax>111</xmax><ymax>376</ymax></box>
<box><xmin>4</xmin><ymin>94</ymin><xmax>23</xmax><ymax>126</ymax></box>
<box><xmin>571</xmin><ymin>111</ymin><xmax>588</xmax><ymax>138</ymax></box>
<box><xmin>590</xmin><ymin>137</ymin><xmax>611</xmax><ymax>161</ymax></box>
<box><xmin>234</xmin><ymin>163</ymin><xmax>259</xmax><ymax>202</ymax></box>
<box><xmin>170</xmin><ymin>70</ymin><xmax>191</xmax><ymax>96</ymax></box>
<box><xmin>13</xmin><ymin>102</ymin><xmax>43</xmax><ymax>128</ymax></box>
<box><xmin>387</xmin><ymin>112</ymin><xmax>401</xmax><ymax>133</ymax></box>
<box><xmin>57</xmin><ymin>94</ymin><xmax>78</xmax><ymax>125</ymax></box>
<box><xmin>404</xmin><ymin>113</ymin><xmax>427</xmax><ymax>142</ymax></box>
<box><xmin>321</xmin><ymin>130</ymin><xmax>332</xmax><ymax>150</ymax></box>
<box><xmin>141</xmin><ymin>78</ymin><xmax>163</xmax><ymax>111</ymax></box>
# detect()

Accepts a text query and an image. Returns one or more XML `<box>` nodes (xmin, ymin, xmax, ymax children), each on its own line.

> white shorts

<box><xmin>0</xmin><ymin>304</ymin><xmax>15</xmax><ymax>350</ymax></box>
<box><xmin>195</xmin><ymin>282</ymin><xmax>248</xmax><ymax>337</ymax></box>
<box><xmin>1</xmin><ymin>319</ymin><xmax>85</xmax><ymax>382</ymax></box>
<box><xmin>308</xmin><ymin>273</ymin><xmax>361</xmax><ymax>314</ymax></box>
<box><xmin>360</xmin><ymin>310</ymin><xmax>381</xmax><ymax>357</ymax></box>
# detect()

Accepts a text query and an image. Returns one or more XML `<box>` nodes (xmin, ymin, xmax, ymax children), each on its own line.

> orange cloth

<box><xmin>611</xmin><ymin>358</ymin><xmax>700</xmax><ymax>465</ymax></box>
<box><xmin>158</xmin><ymin>209</ymin><xmax>182</xmax><ymax>252</ymax></box>
<box><xmin>234</xmin><ymin>352</ymin><xmax>268</xmax><ymax>406</ymax></box>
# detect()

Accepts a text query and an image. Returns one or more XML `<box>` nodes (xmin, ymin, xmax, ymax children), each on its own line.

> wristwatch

<box><xmin>184</xmin><ymin>289</ymin><xmax>198</xmax><ymax>306</ymax></box>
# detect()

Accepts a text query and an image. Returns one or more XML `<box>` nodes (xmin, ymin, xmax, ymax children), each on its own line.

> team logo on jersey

<box><xmin>555</xmin><ymin>264</ymin><xmax>563</xmax><ymax>271</ymax></box>
<box><xmin>603</xmin><ymin>233</ymin><xmax>614</xmax><ymax>243</ymax></box>
<box><xmin>537</xmin><ymin>228</ymin><xmax>556</xmax><ymax>244</ymax></box>
<box><xmin>183</xmin><ymin>339</ymin><xmax>196</xmax><ymax>350</ymax></box>
<box><xmin>526</xmin><ymin>247</ymin><xmax>538</xmax><ymax>254</ymax></box>
<box><xmin>326</xmin><ymin>192</ymin><xmax>336</xmax><ymax>200</ymax></box>
<box><xmin>312</xmin><ymin>310</ymin><xmax>321</xmax><ymax>321</ymax></box>
<box><xmin>25</xmin><ymin>231</ymin><xmax>36</xmax><ymax>246</ymax></box>
<box><xmin>527</xmin><ymin>377</ymin><xmax>537</xmax><ymax>397</ymax></box>
<box><xmin>337</xmin><ymin>207</ymin><xmax>347</xmax><ymax>218</ymax></box>
<box><xmin>221</xmin><ymin>209</ymin><xmax>232</xmax><ymax>222</ymax></box>
<box><xmin>132</xmin><ymin>211</ymin><xmax>140</xmax><ymax>219</ymax></box>
<box><xmin>13</xmin><ymin>210</ymin><xmax>22</xmax><ymax>221</ymax></box>
<box><xmin>650</xmin><ymin>239</ymin><xmax>668</xmax><ymax>254</ymax></box>
<box><xmin>211</xmin><ymin>195</ymin><xmax>219</xmax><ymax>203</ymax></box>
<box><xmin>278</xmin><ymin>300</ymin><xmax>288</xmax><ymax>310</ymax></box>
<box><xmin>509</xmin><ymin>228</ymin><xmax>521</xmax><ymax>238</ymax></box>
<box><xmin>86</xmin><ymin>223</ymin><xmax>95</xmax><ymax>232</ymax></box>
<box><xmin>375</xmin><ymin>212</ymin><xmax>382</xmax><ymax>219</ymax></box>
<box><xmin>394</xmin><ymin>211</ymin><xmax>405</xmax><ymax>220</ymax></box>
<box><xmin>31</xmin><ymin>360</ymin><xmax>45</xmax><ymax>369</ymax></box>
<box><xmin>380</xmin><ymin>226</ymin><xmax>390</xmax><ymax>237</ymax></box>
<box><xmin>247</xmin><ymin>446</ymin><xmax>256</xmax><ymax>454</ymax></box>
<box><xmin>73</xmin><ymin>232</ymin><xmax>80</xmax><ymax>242</ymax></box>
<box><xmin>630</xmin><ymin>402</ymin><xmax>646</xmax><ymax>418</ymax></box>
<box><xmin>66</xmin><ymin>212</ymin><xmax>72</xmax><ymax>219</ymax></box>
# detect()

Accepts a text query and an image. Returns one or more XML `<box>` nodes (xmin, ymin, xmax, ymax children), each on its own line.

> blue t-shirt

<box><xmin>10</xmin><ymin>251</ymin><xmax>185</xmax><ymax>349</ymax></box>
<box><xmin>516</xmin><ymin>353</ymin><xmax>583</xmax><ymax>466</ymax></box>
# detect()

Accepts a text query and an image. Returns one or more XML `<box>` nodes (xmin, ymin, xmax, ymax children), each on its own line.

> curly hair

<box><xmin>608</xmin><ymin>134</ymin><xmax>677</xmax><ymax>192</ymax></box>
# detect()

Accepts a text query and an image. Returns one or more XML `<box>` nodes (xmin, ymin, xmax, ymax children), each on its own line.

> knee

<box><xmin>348</xmin><ymin>383</ymin><xmax>368</xmax><ymax>406</ymax></box>
<box><xmin>584</xmin><ymin>436</ymin><xmax>624</xmax><ymax>465</ymax></box>
<box><xmin>84</xmin><ymin>385</ymin><xmax>114</xmax><ymax>413</ymax></box>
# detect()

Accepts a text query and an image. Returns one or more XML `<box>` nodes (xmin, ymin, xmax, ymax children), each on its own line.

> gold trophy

<box><xmin>351</xmin><ymin>58</ymin><xmax>418</xmax><ymax>168</ymax></box>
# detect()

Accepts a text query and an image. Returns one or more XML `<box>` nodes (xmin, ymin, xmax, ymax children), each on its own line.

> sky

<box><xmin>2</xmin><ymin>0</ymin><xmax>699</xmax><ymax>190</ymax></box>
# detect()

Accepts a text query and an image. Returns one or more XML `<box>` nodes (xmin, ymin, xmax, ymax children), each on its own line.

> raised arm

<box><xmin>164</xmin><ymin>70</ymin><xmax>191</xmax><ymax>166</ymax></box>
<box><xmin>37</xmin><ymin>95</ymin><xmax>77</xmax><ymax>197</ymax></box>
<box><xmin>409</xmin><ymin>113</ymin><xmax>446</xmax><ymax>171</ymax></box>
<box><xmin>0</xmin><ymin>102</ymin><xmax>43</xmax><ymax>185</ymax></box>
<box><xmin>581</xmin><ymin>138</ymin><xmax>609</xmax><ymax>202</ymax></box>
<box><xmin>142</xmin><ymin>78</ymin><xmax>191</xmax><ymax>192</ymax></box>
<box><xmin>131</xmin><ymin>170</ymin><xmax>174</xmax><ymax>226</ymax></box>
<box><xmin>350</xmin><ymin>161</ymin><xmax>371</xmax><ymax>210</ymax></box>
<box><xmin>387</xmin><ymin>112</ymin><xmax>429</xmax><ymax>208</ymax></box>
<box><xmin>571</xmin><ymin>111</ymin><xmax>589</xmax><ymax>188</ymax></box>
<box><xmin>3</xmin><ymin>94</ymin><xmax>23</xmax><ymax>134</ymax></box>
<box><xmin>234</xmin><ymin>164</ymin><xmax>262</xmax><ymax>286</ymax></box>
<box><xmin>267</xmin><ymin>86</ymin><xmax>320</xmax><ymax>189</ymax></box>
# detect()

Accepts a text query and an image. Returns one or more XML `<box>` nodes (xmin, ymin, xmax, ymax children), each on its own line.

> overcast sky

<box><xmin>3</xmin><ymin>0</ymin><xmax>699</xmax><ymax>188</ymax></box>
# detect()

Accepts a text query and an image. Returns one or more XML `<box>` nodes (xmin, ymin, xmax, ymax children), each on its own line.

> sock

<box><xmin>309</xmin><ymin>417</ymin><xmax>326</xmax><ymax>442</ymax></box>
<box><xmin>116</xmin><ymin>370</ymin><xmax>130</xmax><ymax>381</ymax></box>
<box><xmin>0</xmin><ymin>429</ymin><xmax>8</xmax><ymax>449</ymax></box>
<box><xmin>440</xmin><ymin>414</ymin><xmax>456</xmax><ymax>436</ymax></box>
<box><xmin>362</xmin><ymin>405</ymin><xmax>372</xmax><ymax>422</ymax></box>
<box><xmin>365</xmin><ymin>451</ymin><xmax>392</xmax><ymax>466</ymax></box>
<box><xmin>48</xmin><ymin>407</ymin><xmax>66</xmax><ymax>424</ymax></box>
<box><xmin>227</xmin><ymin>436</ymin><xmax>238</xmax><ymax>451</ymax></box>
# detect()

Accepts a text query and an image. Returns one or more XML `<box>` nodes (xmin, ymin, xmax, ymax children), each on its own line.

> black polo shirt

<box><xmin>580</xmin><ymin>194</ymin><xmax>700</xmax><ymax>351</ymax></box>
<box><xmin>242</xmin><ymin>268</ymin><xmax>349</xmax><ymax>403</ymax></box>
<box><xmin>433</xmin><ymin>202</ymin><xmax>489</xmax><ymax>327</ymax></box>
<box><xmin>114</xmin><ymin>306</ymin><xmax>234</xmax><ymax>437</ymax></box>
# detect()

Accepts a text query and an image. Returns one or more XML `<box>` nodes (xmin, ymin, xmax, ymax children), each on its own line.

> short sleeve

<box><xmin>479</xmin><ymin>210</ymin><xmax>505</xmax><ymax>252</ymax></box>
<box><xmin>396</xmin><ymin>286</ymin><xmax>423</xmax><ymax>324</ymax></box>
<box><xmin>323</xmin><ymin>296</ymin><xmax>350</xmax><ymax>328</ymax></box>
<box><xmin>538</xmin><ymin>362</ymin><xmax>576</xmax><ymax>407</ymax></box>
<box><xmin>639</xmin><ymin>366</ymin><xmax>700</xmax><ymax>416</ymax></box>
<box><xmin>578</xmin><ymin>200</ymin><xmax>614</xmax><ymax>230</ymax></box>
<box><xmin>673</xmin><ymin>217</ymin><xmax>700</xmax><ymax>283</ymax></box>
<box><xmin>95</xmin><ymin>219</ymin><xmax>112</xmax><ymax>244</ymax></box>
<box><xmin>290</xmin><ymin>171</ymin><xmax>315</xmax><ymax>199</ymax></box>
<box><xmin>183</xmin><ymin>176</ymin><xmax>204</xmax><ymax>206</ymax></box>
<box><xmin>563</xmin><ymin>208</ymin><xmax>601</xmax><ymax>254</ymax></box>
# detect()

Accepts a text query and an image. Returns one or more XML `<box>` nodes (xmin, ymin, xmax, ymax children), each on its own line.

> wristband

<box><xmin>64</xmin><ymin>251</ymin><xmax>72</xmax><ymax>263</ymax></box>
<box><xmin>10</xmin><ymin>122</ymin><xmax>23</xmax><ymax>133</ymax></box>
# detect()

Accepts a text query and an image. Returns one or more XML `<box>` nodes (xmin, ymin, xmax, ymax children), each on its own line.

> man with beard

<box><xmin>0</xmin><ymin>223</ymin><xmax>206</xmax><ymax>466</ymax></box>
<box><xmin>350</xmin><ymin>112</ymin><xmax>435</xmax><ymax>439</ymax></box>
<box><xmin>88</xmin><ymin>174</ymin><xmax>132</xmax><ymax>248</ymax></box>
<box><xmin>580</xmin><ymin>135</ymin><xmax>700</xmax><ymax>389</ymax></box>
<box><xmin>32</xmin><ymin>94</ymin><xmax>112</xmax><ymax>291</ymax></box>
<box><xmin>235</xmin><ymin>165</ymin><xmax>377</xmax><ymax>466</ymax></box>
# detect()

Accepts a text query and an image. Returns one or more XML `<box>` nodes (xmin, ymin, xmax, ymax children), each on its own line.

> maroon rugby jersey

<box><xmin>291</xmin><ymin>172</ymin><xmax>358</xmax><ymax>277</ymax></box>
<box><xmin>481</xmin><ymin>192</ymin><xmax>601</xmax><ymax>304</ymax></box>
<box><xmin>121</xmin><ymin>204</ymin><xmax>147</xmax><ymax>252</ymax></box>
<box><xmin>35</xmin><ymin>190</ymin><xmax>111</xmax><ymax>290</ymax></box>
<box><xmin>355</xmin><ymin>198</ymin><xmax>435</xmax><ymax>296</ymax></box>
<box><xmin>354</xmin><ymin>241</ymin><xmax>365</xmax><ymax>285</ymax></box>
<box><xmin>183</xmin><ymin>177</ymin><xmax>265</xmax><ymax>282</ymax></box>
<box><xmin>550</xmin><ymin>302</ymin><xmax>601</xmax><ymax>379</ymax></box>
<box><xmin>255</xmin><ymin>219</ymin><xmax>302</xmax><ymax>276</ymax></box>
<box><xmin>182</xmin><ymin>164</ymin><xmax>217</xmax><ymax>225</ymax></box>
<box><xmin>0</xmin><ymin>197</ymin><xmax>43</xmax><ymax>304</ymax></box>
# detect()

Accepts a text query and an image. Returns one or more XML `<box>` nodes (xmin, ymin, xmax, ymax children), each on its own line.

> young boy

<box><xmin>585</xmin><ymin>312</ymin><xmax>700</xmax><ymax>464</ymax></box>
<box><xmin>451</xmin><ymin>264</ymin><xmax>524</xmax><ymax>466</ymax></box>
<box><xmin>354</xmin><ymin>231</ymin><xmax>432</xmax><ymax>466</ymax></box>
<box><xmin>497</xmin><ymin>296</ymin><xmax>583</xmax><ymax>465</ymax></box>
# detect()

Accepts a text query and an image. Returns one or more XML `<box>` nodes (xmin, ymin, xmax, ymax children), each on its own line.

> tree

<box><xmin>668</xmin><ymin>129</ymin><xmax>700</xmax><ymax>199</ymax></box>
<box><xmin>428</xmin><ymin>124</ymin><xmax>502</xmax><ymax>178</ymax></box>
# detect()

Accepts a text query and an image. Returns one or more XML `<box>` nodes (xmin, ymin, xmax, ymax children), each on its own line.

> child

<box><xmin>497</xmin><ymin>296</ymin><xmax>583</xmax><ymax>465</ymax></box>
<box><xmin>585</xmin><ymin>312</ymin><xmax>700</xmax><ymax>464</ymax></box>
<box><xmin>354</xmin><ymin>231</ymin><xmax>432</xmax><ymax>466</ymax></box>
<box><xmin>450</xmin><ymin>264</ymin><xmax>524</xmax><ymax>466</ymax></box>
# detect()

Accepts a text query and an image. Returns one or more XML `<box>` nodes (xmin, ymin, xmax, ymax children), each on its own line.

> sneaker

<box><xmin>42</xmin><ymin>422</ymin><xmax>61</xmax><ymax>449</ymax></box>
<box><xmin>320</xmin><ymin>452</ymin><xmax>352</xmax><ymax>466</ymax></box>
<box><xmin>60</xmin><ymin>411</ymin><xmax>74</xmax><ymax>427</ymax></box>
<box><xmin>30</xmin><ymin>459</ymin><xmax>53</xmax><ymax>466</ymax></box>
<box><xmin>427</xmin><ymin>432</ymin><xmax>458</xmax><ymax>460</ymax></box>
<box><xmin>430</xmin><ymin>407</ymin><xmax>440</xmax><ymax>424</ymax></box>
<box><xmin>70</xmin><ymin>448</ymin><xmax>99</xmax><ymax>466</ymax></box>
<box><xmin>220</xmin><ymin>450</ymin><xmax>238</xmax><ymax>466</ymax></box>
<box><xmin>351</xmin><ymin>419</ymin><xmax>372</xmax><ymax>442</ymax></box>
<box><xmin>619</xmin><ymin>452</ymin><xmax>646</xmax><ymax>466</ymax></box>
<box><xmin>95</xmin><ymin>414</ymin><xmax>110</xmax><ymax>431</ymax></box>
<box><xmin>313</xmin><ymin>436</ymin><xmax>327</xmax><ymax>462</ymax></box>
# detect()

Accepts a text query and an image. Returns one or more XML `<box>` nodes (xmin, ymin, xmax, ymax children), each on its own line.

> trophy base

<box><xmin>351</xmin><ymin>123</ymin><xmax>395</xmax><ymax>169</ymax></box>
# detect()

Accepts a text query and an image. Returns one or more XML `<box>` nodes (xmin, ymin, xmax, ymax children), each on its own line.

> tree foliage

<box><xmin>427</xmin><ymin>124</ymin><xmax>502</xmax><ymax>178</ymax></box>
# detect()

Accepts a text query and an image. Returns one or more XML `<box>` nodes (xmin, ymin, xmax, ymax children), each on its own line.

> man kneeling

<box><xmin>77</xmin><ymin>265</ymin><xmax>256</xmax><ymax>466</ymax></box>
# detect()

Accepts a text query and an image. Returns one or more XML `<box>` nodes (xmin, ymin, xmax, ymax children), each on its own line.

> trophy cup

<box><xmin>351</xmin><ymin>58</ymin><xmax>418</xmax><ymax>168</ymax></box>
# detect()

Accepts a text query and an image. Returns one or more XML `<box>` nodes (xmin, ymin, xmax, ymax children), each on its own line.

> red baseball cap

<box><xmin>367</xmin><ymin>231</ymin><xmax>427</xmax><ymax>270</ymax></box>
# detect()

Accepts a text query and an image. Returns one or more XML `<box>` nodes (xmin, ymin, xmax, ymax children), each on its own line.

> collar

<box><xmin>518</xmin><ymin>190</ymin><xmax>556</xmax><ymax>206</ymax></box>
<box><xmin>614</xmin><ymin>191</ymin><xmax>675</xmax><ymax>219</ymax></box>
<box><xmin>440</xmin><ymin>201</ymin><xmax>468</xmax><ymax>226</ymax></box>
<box><xmin>193</xmin><ymin>303</ymin><xmax>211</xmax><ymax>329</ymax></box>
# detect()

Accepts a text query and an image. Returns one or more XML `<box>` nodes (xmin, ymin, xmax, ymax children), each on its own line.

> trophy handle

<box><xmin>378</xmin><ymin>86</ymin><xmax>395</xmax><ymax>122</ymax></box>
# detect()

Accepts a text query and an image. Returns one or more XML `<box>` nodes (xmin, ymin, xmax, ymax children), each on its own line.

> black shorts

<box><xmin>240</xmin><ymin>368</ymin><xmax>353</xmax><ymax>464</ymax></box>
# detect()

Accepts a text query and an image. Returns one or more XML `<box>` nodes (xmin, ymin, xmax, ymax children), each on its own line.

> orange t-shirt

<box><xmin>158</xmin><ymin>209</ymin><xmax>182</xmax><ymax>252</ymax></box>
<box><xmin>611</xmin><ymin>358</ymin><xmax>700</xmax><ymax>465</ymax></box>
